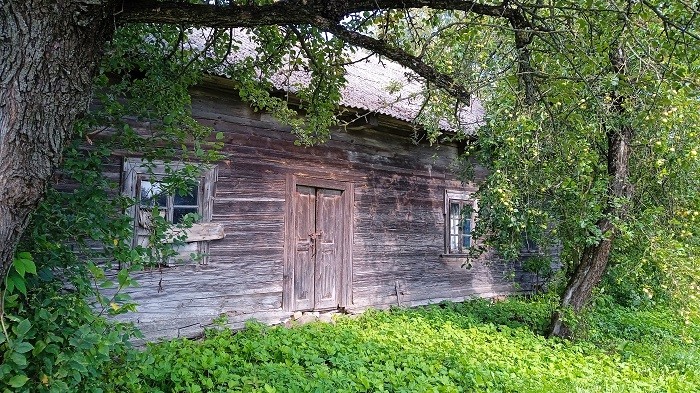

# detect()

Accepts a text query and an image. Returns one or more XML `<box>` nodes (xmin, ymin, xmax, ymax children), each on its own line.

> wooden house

<box><xmin>104</xmin><ymin>39</ymin><xmax>544</xmax><ymax>340</ymax></box>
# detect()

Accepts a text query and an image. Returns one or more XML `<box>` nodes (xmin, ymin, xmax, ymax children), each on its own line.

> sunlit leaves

<box><xmin>424</xmin><ymin>1</ymin><xmax>700</xmax><ymax>301</ymax></box>
<box><xmin>104</xmin><ymin>300</ymin><xmax>699</xmax><ymax>391</ymax></box>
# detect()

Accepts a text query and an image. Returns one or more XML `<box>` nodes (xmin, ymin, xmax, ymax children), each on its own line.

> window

<box><xmin>122</xmin><ymin>158</ymin><xmax>222</xmax><ymax>265</ymax></box>
<box><xmin>138</xmin><ymin>178</ymin><xmax>200</xmax><ymax>224</ymax></box>
<box><xmin>521</xmin><ymin>232</ymin><xmax>540</xmax><ymax>254</ymax></box>
<box><xmin>445</xmin><ymin>190</ymin><xmax>477</xmax><ymax>255</ymax></box>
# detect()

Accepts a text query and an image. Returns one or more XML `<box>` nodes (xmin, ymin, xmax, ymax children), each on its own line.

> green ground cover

<box><xmin>106</xmin><ymin>296</ymin><xmax>699</xmax><ymax>393</ymax></box>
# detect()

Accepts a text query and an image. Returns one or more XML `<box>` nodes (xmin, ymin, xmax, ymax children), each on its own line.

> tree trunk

<box><xmin>548</xmin><ymin>226</ymin><xmax>614</xmax><ymax>338</ymax></box>
<box><xmin>548</xmin><ymin>47</ymin><xmax>633</xmax><ymax>338</ymax></box>
<box><xmin>0</xmin><ymin>1</ymin><xmax>112</xmax><ymax>273</ymax></box>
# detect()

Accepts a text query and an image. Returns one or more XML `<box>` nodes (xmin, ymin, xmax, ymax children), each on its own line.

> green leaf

<box><xmin>13</xmin><ymin>256</ymin><xmax>36</xmax><ymax>278</ymax></box>
<box><xmin>117</xmin><ymin>268</ymin><xmax>129</xmax><ymax>287</ymax></box>
<box><xmin>6</xmin><ymin>272</ymin><xmax>27</xmax><ymax>295</ymax></box>
<box><xmin>38</xmin><ymin>309</ymin><xmax>51</xmax><ymax>321</ymax></box>
<box><xmin>263</xmin><ymin>384</ymin><xmax>276</xmax><ymax>393</ymax></box>
<box><xmin>3</xmin><ymin>294</ymin><xmax>18</xmax><ymax>309</ymax></box>
<box><xmin>37</xmin><ymin>267</ymin><xmax>54</xmax><ymax>282</ymax></box>
<box><xmin>14</xmin><ymin>342</ymin><xmax>34</xmax><ymax>354</ymax></box>
<box><xmin>32</xmin><ymin>340</ymin><xmax>47</xmax><ymax>355</ymax></box>
<box><xmin>13</xmin><ymin>261</ymin><xmax>25</xmax><ymax>278</ymax></box>
<box><xmin>8</xmin><ymin>375</ymin><xmax>29</xmax><ymax>388</ymax></box>
<box><xmin>10</xmin><ymin>352</ymin><xmax>27</xmax><ymax>367</ymax></box>
<box><xmin>13</xmin><ymin>319</ymin><xmax>31</xmax><ymax>337</ymax></box>
<box><xmin>24</xmin><ymin>258</ymin><xmax>37</xmax><ymax>275</ymax></box>
<box><xmin>99</xmin><ymin>280</ymin><xmax>115</xmax><ymax>289</ymax></box>
<box><xmin>215</xmin><ymin>131</ymin><xmax>224</xmax><ymax>140</ymax></box>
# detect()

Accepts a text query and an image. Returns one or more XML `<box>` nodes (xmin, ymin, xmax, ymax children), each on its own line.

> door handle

<box><xmin>309</xmin><ymin>232</ymin><xmax>322</xmax><ymax>257</ymax></box>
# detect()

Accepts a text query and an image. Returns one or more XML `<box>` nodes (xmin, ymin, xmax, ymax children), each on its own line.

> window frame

<box><xmin>444</xmin><ymin>190</ymin><xmax>477</xmax><ymax>256</ymax></box>
<box><xmin>520</xmin><ymin>232</ymin><xmax>540</xmax><ymax>255</ymax></box>
<box><xmin>136</xmin><ymin>175</ymin><xmax>203</xmax><ymax>224</ymax></box>
<box><xmin>122</xmin><ymin>158</ymin><xmax>218</xmax><ymax>265</ymax></box>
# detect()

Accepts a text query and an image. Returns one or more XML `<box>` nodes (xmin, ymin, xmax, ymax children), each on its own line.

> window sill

<box><xmin>440</xmin><ymin>253</ymin><xmax>470</xmax><ymax>258</ymax></box>
<box><xmin>164</xmin><ymin>222</ymin><xmax>225</xmax><ymax>243</ymax></box>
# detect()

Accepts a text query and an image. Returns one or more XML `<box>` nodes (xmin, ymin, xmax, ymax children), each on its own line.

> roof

<box><xmin>188</xmin><ymin>30</ymin><xmax>485</xmax><ymax>135</ymax></box>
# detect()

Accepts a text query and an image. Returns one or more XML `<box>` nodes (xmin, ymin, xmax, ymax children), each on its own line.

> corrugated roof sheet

<box><xmin>188</xmin><ymin>30</ymin><xmax>484</xmax><ymax>135</ymax></box>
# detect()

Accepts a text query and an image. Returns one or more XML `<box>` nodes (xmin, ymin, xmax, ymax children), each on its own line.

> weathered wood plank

<box><xmin>123</xmin><ymin>310</ymin><xmax>294</xmax><ymax>342</ymax></box>
<box><xmin>348</xmin><ymin>286</ymin><xmax>527</xmax><ymax>311</ymax></box>
<box><xmin>164</xmin><ymin>222</ymin><xmax>225</xmax><ymax>243</ymax></box>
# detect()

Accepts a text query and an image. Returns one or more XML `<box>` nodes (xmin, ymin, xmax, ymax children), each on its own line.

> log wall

<box><xmin>105</xmin><ymin>79</ymin><xmax>541</xmax><ymax>340</ymax></box>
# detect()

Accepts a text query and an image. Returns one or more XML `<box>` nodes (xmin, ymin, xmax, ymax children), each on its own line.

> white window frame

<box><xmin>444</xmin><ymin>190</ymin><xmax>477</xmax><ymax>255</ymax></box>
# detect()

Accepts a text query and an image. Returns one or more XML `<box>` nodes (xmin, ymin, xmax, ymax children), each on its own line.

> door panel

<box><xmin>293</xmin><ymin>186</ymin><xmax>316</xmax><ymax>311</ymax></box>
<box><xmin>315</xmin><ymin>189</ymin><xmax>343</xmax><ymax>309</ymax></box>
<box><xmin>292</xmin><ymin>186</ymin><xmax>344</xmax><ymax>311</ymax></box>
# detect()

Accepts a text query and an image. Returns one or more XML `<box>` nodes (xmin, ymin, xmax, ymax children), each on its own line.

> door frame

<box><xmin>283</xmin><ymin>174</ymin><xmax>353</xmax><ymax>311</ymax></box>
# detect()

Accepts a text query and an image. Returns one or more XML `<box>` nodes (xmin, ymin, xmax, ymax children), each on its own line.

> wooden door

<box><xmin>292</xmin><ymin>185</ymin><xmax>344</xmax><ymax>311</ymax></box>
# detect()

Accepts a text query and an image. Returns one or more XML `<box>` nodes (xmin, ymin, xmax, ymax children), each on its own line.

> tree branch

<box><xmin>119</xmin><ymin>0</ymin><xmax>492</xmax><ymax>103</ymax></box>
<box><xmin>641</xmin><ymin>0</ymin><xmax>700</xmax><ymax>41</ymax></box>
<box><xmin>118</xmin><ymin>0</ymin><xmax>313</xmax><ymax>27</ymax></box>
<box><xmin>118</xmin><ymin>0</ymin><xmax>510</xmax><ymax>26</ymax></box>
<box><xmin>505</xmin><ymin>5</ymin><xmax>539</xmax><ymax>105</ymax></box>
<box><xmin>313</xmin><ymin>17</ymin><xmax>473</xmax><ymax>103</ymax></box>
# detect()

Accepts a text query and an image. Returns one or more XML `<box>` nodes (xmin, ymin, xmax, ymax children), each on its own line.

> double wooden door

<box><xmin>292</xmin><ymin>185</ymin><xmax>345</xmax><ymax>311</ymax></box>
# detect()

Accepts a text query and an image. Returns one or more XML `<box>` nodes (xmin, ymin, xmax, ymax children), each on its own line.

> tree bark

<box><xmin>119</xmin><ymin>0</ymin><xmax>509</xmax><ymax>25</ymax></box>
<box><xmin>548</xmin><ymin>224</ymin><xmax>615</xmax><ymax>338</ymax></box>
<box><xmin>0</xmin><ymin>1</ymin><xmax>112</xmax><ymax>273</ymax></box>
<box><xmin>548</xmin><ymin>47</ymin><xmax>633</xmax><ymax>338</ymax></box>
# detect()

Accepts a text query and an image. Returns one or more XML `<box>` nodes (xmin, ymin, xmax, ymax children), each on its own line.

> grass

<box><xmin>105</xmin><ymin>295</ymin><xmax>700</xmax><ymax>392</ymax></box>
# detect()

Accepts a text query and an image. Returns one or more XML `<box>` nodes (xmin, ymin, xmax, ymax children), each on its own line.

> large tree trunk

<box><xmin>0</xmin><ymin>1</ymin><xmax>112</xmax><ymax>273</ymax></box>
<box><xmin>548</xmin><ymin>47</ymin><xmax>633</xmax><ymax>338</ymax></box>
<box><xmin>548</xmin><ymin>224</ymin><xmax>615</xmax><ymax>338</ymax></box>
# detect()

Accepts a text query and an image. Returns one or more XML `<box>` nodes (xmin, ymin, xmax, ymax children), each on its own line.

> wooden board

<box><xmin>164</xmin><ymin>222</ymin><xmax>226</xmax><ymax>243</ymax></box>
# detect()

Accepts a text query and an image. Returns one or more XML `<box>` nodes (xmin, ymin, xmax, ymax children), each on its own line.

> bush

<box><xmin>104</xmin><ymin>298</ymin><xmax>699</xmax><ymax>392</ymax></box>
